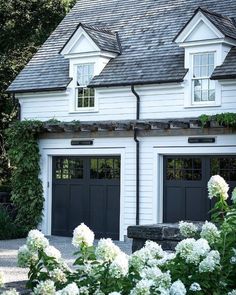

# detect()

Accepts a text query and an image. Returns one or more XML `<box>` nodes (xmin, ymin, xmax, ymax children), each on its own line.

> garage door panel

<box><xmin>185</xmin><ymin>187</ymin><xmax>208</xmax><ymax>221</ymax></box>
<box><xmin>164</xmin><ymin>155</ymin><xmax>236</xmax><ymax>223</ymax></box>
<box><xmin>69</xmin><ymin>184</ymin><xmax>89</xmax><ymax>234</ymax></box>
<box><xmin>106</xmin><ymin>185</ymin><xmax>120</xmax><ymax>240</ymax></box>
<box><xmin>89</xmin><ymin>185</ymin><xmax>107</xmax><ymax>238</ymax></box>
<box><xmin>52</xmin><ymin>184</ymin><xmax>69</xmax><ymax>236</ymax></box>
<box><xmin>52</xmin><ymin>156</ymin><xmax>120</xmax><ymax>239</ymax></box>
<box><xmin>165</xmin><ymin>187</ymin><xmax>185</xmax><ymax>222</ymax></box>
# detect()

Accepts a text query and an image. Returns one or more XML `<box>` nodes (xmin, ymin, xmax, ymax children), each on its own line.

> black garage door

<box><xmin>52</xmin><ymin>156</ymin><xmax>120</xmax><ymax>239</ymax></box>
<box><xmin>164</xmin><ymin>156</ymin><xmax>236</xmax><ymax>222</ymax></box>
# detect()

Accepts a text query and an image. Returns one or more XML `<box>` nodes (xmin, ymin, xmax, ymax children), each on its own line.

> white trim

<box><xmin>61</xmin><ymin>27</ymin><xmax>100</xmax><ymax>56</ymax></box>
<box><xmin>41</xmin><ymin>147</ymin><xmax>125</xmax><ymax>241</ymax></box>
<box><xmin>175</xmin><ymin>11</ymin><xmax>224</xmax><ymax>44</ymax></box>
<box><xmin>154</xmin><ymin>145</ymin><xmax>236</xmax><ymax>224</ymax></box>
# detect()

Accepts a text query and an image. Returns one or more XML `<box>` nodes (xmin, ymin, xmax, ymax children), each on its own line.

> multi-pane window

<box><xmin>90</xmin><ymin>158</ymin><xmax>120</xmax><ymax>179</ymax></box>
<box><xmin>166</xmin><ymin>158</ymin><xmax>202</xmax><ymax>181</ymax></box>
<box><xmin>192</xmin><ymin>52</ymin><xmax>215</xmax><ymax>103</ymax></box>
<box><xmin>76</xmin><ymin>64</ymin><xmax>95</xmax><ymax>108</ymax></box>
<box><xmin>55</xmin><ymin>158</ymin><xmax>83</xmax><ymax>179</ymax></box>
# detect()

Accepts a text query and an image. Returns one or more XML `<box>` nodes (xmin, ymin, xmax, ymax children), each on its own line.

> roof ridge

<box><xmin>80</xmin><ymin>23</ymin><xmax>115</xmax><ymax>36</ymax></box>
<box><xmin>198</xmin><ymin>6</ymin><xmax>234</xmax><ymax>23</ymax></box>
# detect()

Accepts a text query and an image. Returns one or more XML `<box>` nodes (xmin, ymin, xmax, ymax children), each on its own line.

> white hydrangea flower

<box><xmin>176</xmin><ymin>238</ymin><xmax>210</xmax><ymax>265</ymax></box>
<box><xmin>95</xmin><ymin>238</ymin><xmax>121</xmax><ymax>262</ymax></box>
<box><xmin>33</xmin><ymin>280</ymin><xmax>56</xmax><ymax>295</ymax></box>
<box><xmin>18</xmin><ymin>245</ymin><xmax>38</xmax><ymax>268</ymax></box>
<box><xmin>200</xmin><ymin>221</ymin><xmax>220</xmax><ymax>245</ymax></box>
<box><xmin>108</xmin><ymin>293</ymin><xmax>122</xmax><ymax>295</ymax></box>
<box><xmin>189</xmin><ymin>283</ymin><xmax>201</xmax><ymax>291</ymax></box>
<box><xmin>170</xmin><ymin>280</ymin><xmax>186</xmax><ymax>295</ymax></box>
<box><xmin>0</xmin><ymin>270</ymin><xmax>4</xmax><ymax>288</ymax></box>
<box><xmin>50</xmin><ymin>268</ymin><xmax>67</xmax><ymax>283</ymax></box>
<box><xmin>72</xmin><ymin>223</ymin><xmax>94</xmax><ymax>248</ymax></box>
<box><xmin>27</xmin><ymin>229</ymin><xmax>49</xmax><ymax>251</ymax></box>
<box><xmin>141</xmin><ymin>267</ymin><xmax>171</xmax><ymax>289</ymax></box>
<box><xmin>56</xmin><ymin>283</ymin><xmax>80</xmax><ymax>295</ymax></box>
<box><xmin>129</xmin><ymin>241</ymin><xmax>164</xmax><ymax>272</ymax></box>
<box><xmin>130</xmin><ymin>279</ymin><xmax>153</xmax><ymax>295</ymax></box>
<box><xmin>144</xmin><ymin>241</ymin><xmax>164</xmax><ymax>259</ymax></box>
<box><xmin>1</xmin><ymin>289</ymin><xmax>20</xmax><ymax>295</ymax></box>
<box><xmin>230</xmin><ymin>248</ymin><xmax>236</xmax><ymax>264</ymax></box>
<box><xmin>228</xmin><ymin>290</ymin><xmax>236</xmax><ymax>295</ymax></box>
<box><xmin>109</xmin><ymin>252</ymin><xmax>129</xmax><ymax>278</ymax></box>
<box><xmin>175</xmin><ymin>238</ymin><xmax>195</xmax><ymax>259</ymax></box>
<box><xmin>179</xmin><ymin>221</ymin><xmax>198</xmax><ymax>238</ymax></box>
<box><xmin>232</xmin><ymin>188</ymin><xmax>236</xmax><ymax>204</ymax></box>
<box><xmin>129</xmin><ymin>248</ymin><xmax>148</xmax><ymax>271</ymax></box>
<box><xmin>80</xmin><ymin>286</ymin><xmax>90</xmax><ymax>295</ymax></box>
<box><xmin>155</xmin><ymin>252</ymin><xmax>176</xmax><ymax>268</ymax></box>
<box><xmin>208</xmin><ymin>175</ymin><xmax>229</xmax><ymax>200</ymax></box>
<box><xmin>199</xmin><ymin>250</ymin><xmax>220</xmax><ymax>273</ymax></box>
<box><xmin>44</xmin><ymin>245</ymin><xmax>61</xmax><ymax>261</ymax></box>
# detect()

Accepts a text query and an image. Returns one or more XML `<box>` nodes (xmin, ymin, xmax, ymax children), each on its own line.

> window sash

<box><xmin>192</xmin><ymin>52</ymin><xmax>215</xmax><ymax>103</ymax></box>
<box><xmin>77</xmin><ymin>87</ymin><xmax>95</xmax><ymax>108</ymax></box>
<box><xmin>76</xmin><ymin>63</ymin><xmax>95</xmax><ymax>109</ymax></box>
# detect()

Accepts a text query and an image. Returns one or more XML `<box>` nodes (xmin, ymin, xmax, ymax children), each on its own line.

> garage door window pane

<box><xmin>55</xmin><ymin>158</ymin><xmax>83</xmax><ymax>179</ymax></box>
<box><xmin>90</xmin><ymin>158</ymin><xmax>120</xmax><ymax>179</ymax></box>
<box><xmin>211</xmin><ymin>158</ymin><xmax>236</xmax><ymax>181</ymax></box>
<box><xmin>167</xmin><ymin>158</ymin><xmax>202</xmax><ymax>180</ymax></box>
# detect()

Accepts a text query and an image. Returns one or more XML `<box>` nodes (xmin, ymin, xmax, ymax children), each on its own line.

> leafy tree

<box><xmin>0</xmin><ymin>0</ymin><xmax>76</xmax><ymax>185</ymax></box>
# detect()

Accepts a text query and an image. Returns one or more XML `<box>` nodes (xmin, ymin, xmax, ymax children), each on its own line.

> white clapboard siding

<box><xmin>18</xmin><ymin>81</ymin><xmax>236</xmax><ymax>123</ymax></box>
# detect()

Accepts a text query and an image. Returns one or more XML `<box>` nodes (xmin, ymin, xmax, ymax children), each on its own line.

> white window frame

<box><xmin>184</xmin><ymin>46</ymin><xmax>221</xmax><ymax>108</ymax></box>
<box><xmin>191</xmin><ymin>51</ymin><xmax>216</xmax><ymax>106</ymax></box>
<box><xmin>74</xmin><ymin>63</ymin><xmax>98</xmax><ymax>113</ymax></box>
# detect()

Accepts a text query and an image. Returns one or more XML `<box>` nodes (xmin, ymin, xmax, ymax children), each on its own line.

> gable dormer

<box><xmin>61</xmin><ymin>23</ymin><xmax>121</xmax><ymax>58</ymax></box>
<box><xmin>60</xmin><ymin>23</ymin><xmax>121</xmax><ymax>112</ymax></box>
<box><xmin>174</xmin><ymin>7</ymin><xmax>236</xmax><ymax>108</ymax></box>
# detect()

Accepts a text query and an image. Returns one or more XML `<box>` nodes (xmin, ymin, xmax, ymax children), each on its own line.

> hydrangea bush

<box><xmin>16</xmin><ymin>176</ymin><xmax>236</xmax><ymax>295</ymax></box>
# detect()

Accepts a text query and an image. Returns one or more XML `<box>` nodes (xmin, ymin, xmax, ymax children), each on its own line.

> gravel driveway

<box><xmin>0</xmin><ymin>236</ymin><xmax>132</xmax><ymax>292</ymax></box>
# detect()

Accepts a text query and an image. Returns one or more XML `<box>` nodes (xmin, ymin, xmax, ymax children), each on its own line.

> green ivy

<box><xmin>199</xmin><ymin>112</ymin><xmax>236</xmax><ymax>128</ymax></box>
<box><xmin>6</xmin><ymin>120</ymin><xmax>44</xmax><ymax>234</ymax></box>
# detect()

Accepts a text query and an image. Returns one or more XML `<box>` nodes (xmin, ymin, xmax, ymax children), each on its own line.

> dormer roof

<box><xmin>7</xmin><ymin>0</ymin><xmax>236</xmax><ymax>93</ymax></box>
<box><xmin>60</xmin><ymin>23</ymin><xmax>121</xmax><ymax>56</ymax></box>
<box><xmin>211</xmin><ymin>46</ymin><xmax>236</xmax><ymax>80</ymax></box>
<box><xmin>174</xmin><ymin>7</ymin><xmax>236</xmax><ymax>44</ymax></box>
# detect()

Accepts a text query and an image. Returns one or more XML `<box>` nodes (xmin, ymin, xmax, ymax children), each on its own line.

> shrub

<box><xmin>18</xmin><ymin>176</ymin><xmax>236</xmax><ymax>295</ymax></box>
<box><xmin>0</xmin><ymin>205</ymin><xmax>25</xmax><ymax>240</ymax></box>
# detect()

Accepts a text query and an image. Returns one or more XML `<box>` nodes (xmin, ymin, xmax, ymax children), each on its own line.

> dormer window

<box><xmin>76</xmin><ymin>63</ymin><xmax>95</xmax><ymax>109</ymax></box>
<box><xmin>192</xmin><ymin>52</ymin><xmax>215</xmax><ymax>104</ymax></box>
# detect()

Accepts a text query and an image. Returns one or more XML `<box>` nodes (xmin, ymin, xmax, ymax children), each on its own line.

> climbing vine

<box><xmin>6</xmin><ymin>120</ymin><xmax>44</xmax><ymax>234</ymax></box>
<box><xmin>199</xmin><ymin>112</ymin><xmax>236</xmax><ymax>128</ymax></box>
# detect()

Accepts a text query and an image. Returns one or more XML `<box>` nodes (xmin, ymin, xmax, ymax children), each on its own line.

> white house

<box><xmin>8</xmin><ymin>1</ymin><xmax>236</xmax><ymax>240</ymax></box>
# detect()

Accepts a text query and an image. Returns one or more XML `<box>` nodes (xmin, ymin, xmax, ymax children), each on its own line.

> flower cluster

<box><xmin>17</xmin><ymin>174</ymin><xmax>236</xmax><ymax>295</ymax></box>
<box><xmin>56</xmin><ymin>283</ymin><xmax>80</xmax><ymax>295</ymax></box>
<box><xmin>27</xmin><ymin>229</ymin><xmax>49</xmax><ymax>251</ymax></box>
<box><xmin>169</xmin><ymin>280</ymin><xmax>186</xmax><ymax>295</ymax></box>
<box><xmin>72</xmin><ymin>223</ymin><xmax>94</xmax><ymax>248</ymax></box>
<box><xmin>175</xmin><ymin>238</ymin><xmax>210</xmax><ymax>265</ymax></box>
<box><xmin>109</xmin><ymin>252</ymin><xmax>129</xmax><ymax>278</ymax></box>
<box><xmin>18</xmin><ymin>244</ymin><xmax>38</xmax><ymax>268</ymax></box>
<box><xmin>208</xmin><ymin>175</ymin><xmax>229</xmax><ymax>200</ymax></box>
<box><xmin>199</xmin><ymin>250</ymin><xmax>221</xmax><ymax>273</ymax></box>
<box><xmin>232</xmin><ymin>188</ymin><xmax>236</xmax><ymax>204</ymax></box>
<box><xmin>33</xmin><ymin>280</ymin><xmax>56</xmax><ymax>295</ymax></box>
<box><xmin>179</xmin><ymin>221</ymin><xmax>197</xmax><ymax>238</ymax></box>
<box><xmin>200</xmin><ymin>221</ymin><xmax>220</xmax><ymax>245</ymax></box>
<box><xmin>95</xmin><ymin>238</ymin><xmax>121</xmax><ymax>262</ymax></box>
